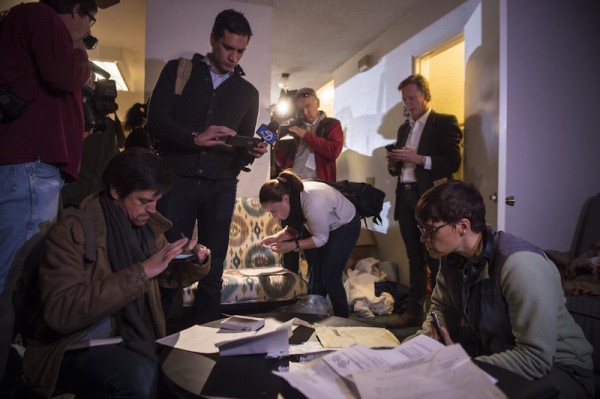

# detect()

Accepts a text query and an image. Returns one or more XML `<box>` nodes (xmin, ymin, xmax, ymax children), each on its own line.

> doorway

<box><xmin>414</xmin><ymin>37</ymin><xmax>465</xmax><ymax>180</ymax></box>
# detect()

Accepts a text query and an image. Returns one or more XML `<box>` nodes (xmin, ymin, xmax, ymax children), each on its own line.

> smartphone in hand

<box><xmin>226</xmin><ymin>135</ymin><xmax>263</xmax><ymax>149</ymax></box>
<box><xmin>385</xmin><ymin>144</ymin><xmax>397</xmax><ymax>151</ymax></box>
<box><xmin>174</xmin><ymin>253</ymin><xmax>198</xmax><ymax>262</ymax></box>
<box><xmin>430</xmin><ymin>311</ymin><xmax>444</xmax><ymax>343</ymax></box>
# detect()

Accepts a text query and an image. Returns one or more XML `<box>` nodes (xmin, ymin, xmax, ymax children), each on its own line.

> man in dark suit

<box><xmin>385</xmin><ymin>74</ymin><xmax>462</xmax><ymax>328</ymax></box>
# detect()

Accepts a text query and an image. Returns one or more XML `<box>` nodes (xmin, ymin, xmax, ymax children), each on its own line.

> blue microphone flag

<box><xmin>256</xmin><ymin>122</ymin><xmax>278</xmax><ymax>146</ymax></box>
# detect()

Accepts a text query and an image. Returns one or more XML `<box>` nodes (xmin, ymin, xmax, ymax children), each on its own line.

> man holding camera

<box><xmin>272</xmin><ymin>87</ymin><xmax>344</xmax><ymax>275</ymax></box>
<box><xmin>274</xmin><ymin>87</ymin><xmax>344</xmax><ymax>182</ymax></box>
<box><xmin>0</xmin><ymin>0</ymin><xmax>96</xmax><ymax>382</ymax></box>
<box><xmin>147</xmin><ymin>9</ymin><xmax>267</xmax><ymax>325</ymax></box>
<box><xmin>385</xmin><ymin>74</ymin><xmax>462</xmax><ymax>328</ymax></box>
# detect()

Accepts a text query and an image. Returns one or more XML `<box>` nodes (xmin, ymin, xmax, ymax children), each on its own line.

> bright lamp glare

<box><xmin>91</xmin><ymin>61</ymin><xmax>129</xmax><ymax>91</ymax></box>
<box><xmin>276</xmin><ymin>97</ymin><xmax>292</xmax><ymax>117</ymax></box>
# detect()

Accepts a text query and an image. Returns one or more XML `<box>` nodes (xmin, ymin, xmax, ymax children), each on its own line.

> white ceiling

<box><xmin>2</xmin><ymin>0</ymin><xmax>423</xmax><ymax>102</ymax></box>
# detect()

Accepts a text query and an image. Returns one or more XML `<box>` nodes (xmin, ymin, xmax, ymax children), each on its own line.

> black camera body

<box><xmin>278</xmin><ymin>120</ymin><xmax>303</xmax><ymax>137</ymax></box>
<box><xmin>82</xmin><ymin>79</ymin><xmax>118</xmax><ymax>132</ymax></box>
<box><xmin>0</xmin><ymin>83</ymin><xmax>27</xmax><ymax>124</ymax></box>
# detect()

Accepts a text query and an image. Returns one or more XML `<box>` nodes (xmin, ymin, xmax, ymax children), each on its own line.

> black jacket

<box><xmin>147</xmin><ymin>54</ymin><xmax>259</xmax><ymax>180</ymax></box>
<box><xmin>389</xmin><ymin>110</ymin><xmax>462</xmax><ymax>219</ymax></box>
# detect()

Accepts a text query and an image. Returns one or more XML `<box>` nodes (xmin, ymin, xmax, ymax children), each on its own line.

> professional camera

<box><xmin>82</xmin><ymin>76</ymin><xmax>118</xmax><ymax>132</ymax></box>
<box><xmin>277</xmin><ymin>107</ymin><xmax>303</xmax><ymax>138</ymax></box>
<box><xmin>0</xmin><ymin>83</ymin><xmax>27</xmax><ymax>124</ymax></box>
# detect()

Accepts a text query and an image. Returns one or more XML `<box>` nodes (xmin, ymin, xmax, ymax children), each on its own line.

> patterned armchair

<box><xmin>184</xmin><ymin>198</ymin><xmax>308</xmax><ymax>307</ymax></box>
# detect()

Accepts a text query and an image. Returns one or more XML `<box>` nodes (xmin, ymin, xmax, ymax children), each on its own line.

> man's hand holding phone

<box><xmin>192</xmin><ymin>125</ymin><xmax>235</xmax><ymax>147</ymax></box>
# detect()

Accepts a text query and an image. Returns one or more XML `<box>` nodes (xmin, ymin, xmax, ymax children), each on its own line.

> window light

<box><xmin>91</xmin><ymin>61</ymin><xmax>129</xmax><ymax>91</ymax></box>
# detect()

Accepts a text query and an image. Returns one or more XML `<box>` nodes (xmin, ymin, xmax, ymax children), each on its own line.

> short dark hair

<box><xmin>415</xmin><ymin>180</ymin><xmax>486</xmax><ymax>233</ymax></box>
<box><xmin>398</xmin><ymin>74</ymin><xmax>431</xmax><ymax>102</ymax></box>
<box><xmin>103</xmin><ymin>148</ymin><xmax>172</xmax><ymax>199</ymax></box>
<box><xmin>259</xmin><ymin>169</ymin><xmax>303</xmax><ymax>204</ymax></box>
<box><xmin>124</xmin><ymin>102</ymin><xmax>146</xmax><ymax>131</ymax></box>
<box><xmin>40</xmin><ymin>0</ymin><xmax>98</xmax><ymax>16</ymax></box>
<box><xmin>212</xmin><ymin>9</ymin><xmax>252</xmax><ymax>41</ymax></box>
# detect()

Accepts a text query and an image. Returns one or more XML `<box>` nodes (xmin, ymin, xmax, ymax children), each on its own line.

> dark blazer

<box><xmin>388</xmin><ymin>110</ymin><xmax>462</xmax><ymax>219</ymax></box>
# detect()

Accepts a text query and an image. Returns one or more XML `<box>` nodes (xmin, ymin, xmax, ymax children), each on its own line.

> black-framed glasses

<box><xmin>417</xmin><ymin>222</ymin><xmax>450</xmax><ymax>238</ymax></box>
<box><xmin>82</xmin><ymin>9</ymin><xmax>96</xmax><ymax>27</ymax></box>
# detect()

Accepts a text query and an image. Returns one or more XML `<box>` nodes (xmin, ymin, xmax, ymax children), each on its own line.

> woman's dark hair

<box><xmin>41</xmin><ymin>0</ymin><xmax>98</xmax><ymax>15</ymax></box>
<box><xmin>103</xmin><ymin>148</ymin><xmax>172</xmax><ymax>199</ymax></box>
<box><xmin>259</xmin><ymin>170</ymin><xmax>303</xmax><ymax>204</ymax></box>
<box><xmin>260</xmin><ymin>170</ymin><xmax>304</xmax><ymax>228</ymax></box>
<box><xmin>212</xmin><ymin>9</ymin><xmax>253</xmax><ymax>41</ymax></box>
<box><xmin>415</xmin><ymin>180</ymin><xmax>486</xmax><ymax>233</ymax></box>
<box><xmin>124</xmin><ymin>102</ymin><xmax>146</xmax><ymax>131</ymax></box>
<box><xmin>398</xmin><ymin>74</ymin><xmax>432</xmax><ymax>102</ymax></box>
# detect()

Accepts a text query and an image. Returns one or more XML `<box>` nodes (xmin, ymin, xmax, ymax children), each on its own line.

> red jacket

<box><xmin>274</xmin><ymin>117</ymin><xmax>343</xmax><ymax>182</ymax></box>
<box><xmin>0</xmin><ymin>3</ymin><xmax>91</xmax><ymax>181</ymax></box>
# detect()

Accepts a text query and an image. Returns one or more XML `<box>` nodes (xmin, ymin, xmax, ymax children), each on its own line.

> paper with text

<box><xmin>274</xmin><ymin>335</ymin><xmax>506</xmax><ymax>399</ymax></box>
<box><xmin>315</xmin><ymin>324</ymin><xmax>400</xmax><ymax>348</ymax></box>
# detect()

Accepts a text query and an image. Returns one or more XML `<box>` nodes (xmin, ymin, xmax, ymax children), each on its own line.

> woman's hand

<box><xmin>261</xmin><ymin>235</ymin><xmax>278</xmax><ymax>246</ymax></box>
<box><xmin>268</xmin><ymin>240</ymin><xmax>295</xmax><ymax>254</ymax></box>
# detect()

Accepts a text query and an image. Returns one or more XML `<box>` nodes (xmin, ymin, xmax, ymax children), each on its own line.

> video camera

<box><xmin>277</xmin><ymin>107</ymin><xmax>304</xmax><ymax>138</ymax></box>
<box><xmin>82</xmin><ymin>62</ymin><xmax>118</xmax><ymax>132</ymax></box>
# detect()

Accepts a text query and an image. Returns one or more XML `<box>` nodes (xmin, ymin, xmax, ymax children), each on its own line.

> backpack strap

<box><xmin>175</xmin><ymin>57</ymin><xmax>193</xmax><ymax>95</ymax></box>
<box><xmin>315</xmin><ymin>118</ymin><xmax>334</xmax><ymax>138</ymax></box>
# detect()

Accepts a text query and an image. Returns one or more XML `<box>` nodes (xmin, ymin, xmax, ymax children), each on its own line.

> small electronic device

<box><xmin>385</xmin><ymin>144</ymin><xmax>397</xmax><ymax>151</ymax></box>
<box><xmin>174</xmin><ymin>253</ymin><xmax>198</xmax><ymax>262</ymax></box>
<box><xmin>226</xmin><ymin>135</ymin><xmax>263</xmax><ymax>149</ymax></box>
<box><xmin>430</xmin><ymin>311</ymin><xmax>444</xmax><ymax>342</ymax></box>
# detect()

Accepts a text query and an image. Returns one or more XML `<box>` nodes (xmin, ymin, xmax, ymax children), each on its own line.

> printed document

<box><xmin>274</xmin><ymin>335</ymin><xmax>506</xmax><ymax>399</ymax></box>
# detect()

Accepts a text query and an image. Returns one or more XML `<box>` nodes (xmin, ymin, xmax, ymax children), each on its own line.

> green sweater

<box><xmin>423</xmin><ymin>250</ymin><xmax>593</xmax><ymax>379</ymax></box>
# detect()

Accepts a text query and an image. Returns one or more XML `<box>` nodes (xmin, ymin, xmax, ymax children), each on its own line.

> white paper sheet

<box><xmin>274</xmin><ymin>335</ymin><xmax>507</xmax><ymax>399</ymax></box>
<box><xmin>156</xmin><ymin>316</ymin><xmax>299</xmax><ymax>354</ymax></box>
<box><xmin>315</xmin><ymin>324</ymin><xmax>400</xmax><ymax>348</ymax></box>
<box><xmin>216</xmin><ymin>328</ymin><xmax>289</xmax><ymax>357</ymax></box>
<box><xmin>353</xmin><ymin>344</ymin><xmax>506</xmax><ymax>399</ymax></box>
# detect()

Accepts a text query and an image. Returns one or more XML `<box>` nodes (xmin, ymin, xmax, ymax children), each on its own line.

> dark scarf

<box><xmin>100</xmin><ymin>193</ymin><xmax>157</xmax><ymax>361</ymax></box>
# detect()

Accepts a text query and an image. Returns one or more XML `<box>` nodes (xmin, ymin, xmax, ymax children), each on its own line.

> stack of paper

<box><xmin>274</xmin><ymin>335</ymin><xmax>507</xmax><ymax>399</ymax></box>
<box><xmin>220</xmin><ymin>315</ymin><xmax>265</xmax><ymax>332</ymax></box>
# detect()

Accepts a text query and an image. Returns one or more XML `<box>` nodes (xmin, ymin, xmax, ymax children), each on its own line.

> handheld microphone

<box><xmin>256</xmin><ymin>120</ymin><xmax>280</xmax><ymax>146</ymax></box>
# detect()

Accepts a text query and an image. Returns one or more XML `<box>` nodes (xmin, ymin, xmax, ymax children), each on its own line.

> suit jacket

<box><xmin>388</xmin><ymin>110</ymin><xmax>462</xmax><ymax>220</ymax></box>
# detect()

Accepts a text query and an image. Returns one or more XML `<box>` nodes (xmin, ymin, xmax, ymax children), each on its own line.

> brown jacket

<box><xmin>23</xmin><ymin>194</ymin><xmax>210</xmax><ymax>397</ymax></box>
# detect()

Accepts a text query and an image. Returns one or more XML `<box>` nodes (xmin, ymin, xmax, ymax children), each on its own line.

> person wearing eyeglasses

<box><xmin>0</xmin><ymin>0</ymin><xmax>97</xmax><ymax>384</ymax></box>
<box><xmin>274</xmin><ymin>87</ymin><xmax>343</xmax><ymax>184</ymax></box>
<box><xmin>409</xmin><ymin>180</ymin><xmax>594</xmax><ymax>398</ymax></box>
<box><xmin>385</xmin><ymin>74</ymin><xmax>462</xmax><ymax>329</ymax></box>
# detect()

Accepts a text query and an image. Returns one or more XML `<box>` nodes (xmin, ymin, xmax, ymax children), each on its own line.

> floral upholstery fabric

<box><xmin>184</xmin><ymin>198</ymin><xmax>307</xmax><ymax>306</ymax></box>
<box><xmin>225</xmin><ymin>197</ymin><xmax>282</xmax><ymax>270</ymax></box>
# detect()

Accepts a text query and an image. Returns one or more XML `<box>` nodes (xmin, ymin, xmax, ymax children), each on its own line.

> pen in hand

<box><xmin>430</xmin><ymin>311</ymin><xmax>445</xmax><ymax>344</ymax></box>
